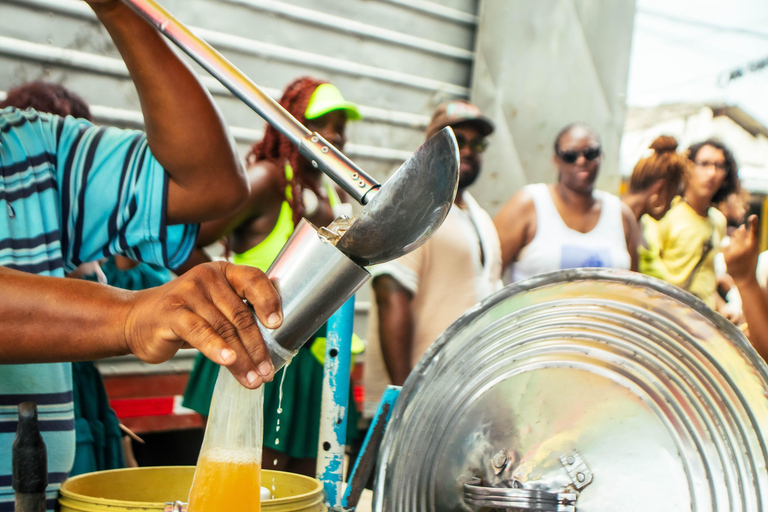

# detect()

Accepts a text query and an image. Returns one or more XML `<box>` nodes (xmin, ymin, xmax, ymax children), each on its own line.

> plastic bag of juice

<box><xmin>187</xmin><ymin>366</ymin><xmax>263</xmax><ymax>512</ymax></box>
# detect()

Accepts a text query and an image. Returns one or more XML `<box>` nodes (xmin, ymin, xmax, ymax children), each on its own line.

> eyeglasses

<box><xmin>455</xmin><ymin>133</ymin><xmax>488</xmax><ymax>154</ymax></box>
<box><xmin>694</xmin><ymin>160</ymin><xmax>727</xmax><ymax>172</ymax></box>
<box><xmin>558</xmin><ymin>146</ymin><xmax>601</xmax><ymax>164</ymax></box>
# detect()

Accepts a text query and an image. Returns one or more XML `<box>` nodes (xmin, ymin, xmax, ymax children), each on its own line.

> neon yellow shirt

<box><xmin>648</xmin><ymin>198</ymin><xmax>726</xmax><ymax>308</ymax></box>
<box><xmin>233</xmin><ymin>163</ymin><xmax>340</xmax><ymax>270</ymax></box>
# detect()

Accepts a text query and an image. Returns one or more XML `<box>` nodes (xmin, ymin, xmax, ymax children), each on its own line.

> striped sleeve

<box><xmin>52</xmin><ymin>116</ymin><xmax>198</xmax><ymax>271</ymax></box>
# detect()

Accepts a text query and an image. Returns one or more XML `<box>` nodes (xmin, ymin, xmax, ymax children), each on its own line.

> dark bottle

<box><xmin>13</xmin><ymin>402</ymin><xmax>48</xmax><ymax>512</ymax></box>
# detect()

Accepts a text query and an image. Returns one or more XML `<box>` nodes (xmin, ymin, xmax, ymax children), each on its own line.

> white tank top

<box><xmin>510</xmin><ymin>183</ymin><xmax>631</xmax><ymax>282</ymax></box>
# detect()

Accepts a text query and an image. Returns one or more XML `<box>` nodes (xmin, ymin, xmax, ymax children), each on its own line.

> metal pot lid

<box><xmin>374</xmin><ymin>269</ymin><xmax>768</xmax><ymax>512</ymax></box>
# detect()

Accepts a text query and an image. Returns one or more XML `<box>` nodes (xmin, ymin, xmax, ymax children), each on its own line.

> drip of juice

<box><xmin>272</xmin><ymin>362</ymin><xmax>289</xmax><ymax>456</ymax></box>
<box><xmin>187</xmin><ymin>448</ymin><xmax>261</xmax><ymax>512</ymax></box>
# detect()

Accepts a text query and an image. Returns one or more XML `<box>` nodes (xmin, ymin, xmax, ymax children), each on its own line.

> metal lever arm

<box><xmin>120</xmin><ymin>0</ymin><xmax>380</xmax><ymax>204</ymax></box>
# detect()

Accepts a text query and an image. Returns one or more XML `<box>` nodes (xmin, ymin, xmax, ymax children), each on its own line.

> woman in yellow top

<box><xmin>622</xmin><ymin>135</ymin><xmax>688</xmax><ymax>281</ymax></box>
<box><xmin>180</xmin><ymin>76</ymin><xmax>361</xmax><ymax>477</ymax></box>
<box><xmin>645</xmin><ymin>139</ymin><xmax>740</xmax><ymax>309</ymax></box>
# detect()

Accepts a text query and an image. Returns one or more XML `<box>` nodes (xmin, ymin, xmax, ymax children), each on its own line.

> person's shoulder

<box><xmin>246</xmin><ymin>160</ymin><xmax>284</xmax><ymax>195</ymax></box>
<box><xmin>499</xmin><ymin>185</ymin><xmax>536</xmax><ymax>212</ymax></box>
<box><xmin>708</xmin><ymin>206</ymin><xmax>727</xmax><ymax>231</ymax></box>
<box><xmin>658</xmin><ymin>197</ymin><xmax>685</xmax><ymax>222</ymax></box>
<box><xmin>708</xmin><ymin>206</ymin><xmax>727</xmax><ymax>223</ymax></box>
<box><xmin>0</xmin><ymin>106</ymin><xmax>53</xmax><ymax>131</ymax></box>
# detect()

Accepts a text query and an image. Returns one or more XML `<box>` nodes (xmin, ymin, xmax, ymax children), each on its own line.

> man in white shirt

<box><xmin>363</xmin><ymin>100</ymin><xmax>502</xmax><ymax>417</ymax></box>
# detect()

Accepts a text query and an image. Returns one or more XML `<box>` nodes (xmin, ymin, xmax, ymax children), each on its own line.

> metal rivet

<box><xmin>311</xmin><ymin>136</ymin><xmax>319</xmax><ymax>143</ymax></box>
<box><xmin>351</xmin><ymin>172</ymin><xmax>359</xmax><ymax>179</ymax></box>
<box><xmin>576</xmin><ymin>472</ymin><xmax>585</xmax><ymax>482</ymax></box>
<box><xmin>566</xmin><ymin>456</ymin><xmax>575</xmax><ymax>465</ymax></box>
<box><xmin>312</xmin><ymin>160</ymin><xmax>319</xmax><ymax>168</ymax></box>
<box><xmin>321</xmin><ymin>146</ymin><xmax>329</xmax><ymax>153</ymax></box>
<box><xmin>491</xmin><ymin>451</ymin><xmax>508</xmax><ymax>469</ymax></box>
<box><xmin>358</xmin><ymin>180</ymin><xmax>365</xmax><ymax>187</ymax></box>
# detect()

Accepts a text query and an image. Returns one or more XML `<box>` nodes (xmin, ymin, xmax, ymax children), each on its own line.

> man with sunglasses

<box><xmin>362</xmin><ymin>100</ymin><xmax>503</xmax><ymax>418</ymax></box>
<box><xmin>494</xmin><ymin>122</ymin><xmax>638</xmax><ymax>283</ymax></box>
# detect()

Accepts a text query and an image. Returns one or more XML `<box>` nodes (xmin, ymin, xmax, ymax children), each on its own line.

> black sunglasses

<box><xmin>455</xmin><ymin>133</ymin><xmax>488</xmax><ymax>154</ymax></box>
<box><xmin>558</xmin><ymin>146</ymin><xmax>601</xmax><ymax>164</ymax></box>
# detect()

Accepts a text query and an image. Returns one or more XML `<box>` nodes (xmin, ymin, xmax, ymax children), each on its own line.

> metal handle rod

<box><xmin>120</xmin><ymin>0</ymin><xmax>380</xmax><ymax>204</ymax></box>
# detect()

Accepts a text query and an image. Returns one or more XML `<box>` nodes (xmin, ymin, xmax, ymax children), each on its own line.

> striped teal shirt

<box><xmin>0</xmin><ymin>107</ymin><xmax>198</xmax><ymax>511</ymax></box>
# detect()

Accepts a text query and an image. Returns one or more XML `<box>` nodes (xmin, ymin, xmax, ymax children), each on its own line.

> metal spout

<box><xmin>258</xmin><ymin>219</ymin><xmax>370</xmax><ymax>370</ymax></box>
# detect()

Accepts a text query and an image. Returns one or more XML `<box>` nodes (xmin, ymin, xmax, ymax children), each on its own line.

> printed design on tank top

<box><xmin>561</xmin><ymin>245</ymin><xmax>614</xmax><ymax>269</ymax></box>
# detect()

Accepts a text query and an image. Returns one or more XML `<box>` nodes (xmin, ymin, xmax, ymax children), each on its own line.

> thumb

<box><xmin>748</xmin><ymin>214</ymin><xmax>759</xmax><ymax>241</ymax></box>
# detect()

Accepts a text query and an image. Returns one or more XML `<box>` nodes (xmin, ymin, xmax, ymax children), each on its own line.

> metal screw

<box><xmin>311</xmin><ymin>136</ymin><xmax>319</xmax><ymax>143</ymax></box>
<box><xmin>312</xmin><ymin>160</ymin><xmax>319</xmax><ymax>168</ymax></box>
<box><xmin>491</xmin><ymin>451</ymin><xmax>508</xmax><ymax>469</ymax></box>
<box><xmin>321</xmin><ymin>146</ymin><xmax>329</xmax><ymax>153</ymax></box>
<box><xmin>351</xmin><ymin>172</ymin><xmax>359</xmax><ymax>180</ymax></box>
<box><xmin>566</xmin><ymin>455</ymin><xmax>575</xmax><ymax>465</ymax></box>
<box><xmin>576</xmin><ymin>472</ymin><xmax>585</xmax><ymax>483</ymax></box>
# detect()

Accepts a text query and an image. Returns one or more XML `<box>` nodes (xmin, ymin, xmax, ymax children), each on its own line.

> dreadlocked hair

<box><xmin>246</xmin><ymin>76</ymin><xmax>328</xmax><ymax>226</ymax></box>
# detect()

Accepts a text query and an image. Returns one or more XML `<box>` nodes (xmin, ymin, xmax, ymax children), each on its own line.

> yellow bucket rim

<box><xmin>59</xmin><ymin>466</ymin><xmax>325</xmax><ymax>509</ymax></box>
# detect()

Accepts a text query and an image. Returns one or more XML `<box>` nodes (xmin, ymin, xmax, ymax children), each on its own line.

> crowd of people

<box><xmin>2</xmin><ymin>0</ymin><xmax>768</xmax><ymax>509</ymax></box>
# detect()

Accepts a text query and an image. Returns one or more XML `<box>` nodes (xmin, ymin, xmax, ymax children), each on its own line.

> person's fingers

<box><xmin>170</xmin><ymin>309</ymin><xmax>236</xmax><ymax>366</ymax></box>
<box><xmin>170</xmin><ymin>308</ymin><xmax>266</xmax><ymax>389</ymax></box>
<box><xmin>185</xmin><ymin>274</ymin><xmax>275</xmax><ymax>382</ymax></box>
<box><xmin>222</xmin><ymin>263</ymin><xmax>283</xmax><ymax>329</ymax></box>
<box><xmin>748</xmin><ymin>214</ymin><xmax>759</xmax><ymax>243</ymax></box>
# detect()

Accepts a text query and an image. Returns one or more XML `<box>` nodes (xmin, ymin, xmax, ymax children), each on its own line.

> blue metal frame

<box><xmin>342</xmin><ymin>386</ymin><xmax>401</xmax><ymax>510</ymax></box>
<box><xmin>316</xmin><ymin>297</ymin><xmax>355</xmax><ymax>507</ymax></box>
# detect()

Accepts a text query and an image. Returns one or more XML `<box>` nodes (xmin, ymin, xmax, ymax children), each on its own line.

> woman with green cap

<box><xmin>180</xmin><ymin>76</ymin><xmax>362</xmax><ymax>476</ymax></box>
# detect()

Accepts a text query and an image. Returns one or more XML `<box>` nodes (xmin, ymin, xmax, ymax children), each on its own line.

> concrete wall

<box><xmin>469</xmin><ymin>0</ymin><xmax>637</xmax><ymax>215</ymax></box>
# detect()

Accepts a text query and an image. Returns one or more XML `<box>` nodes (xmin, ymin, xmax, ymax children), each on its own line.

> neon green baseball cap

<box><xmin>304</xmin><ymin>83</ymin><xmax>362</xmax><ymax>121</ymax></box>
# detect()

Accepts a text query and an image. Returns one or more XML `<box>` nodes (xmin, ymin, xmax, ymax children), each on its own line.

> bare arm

<box><xmin>724</xmin><ymin>215</ymin><xmax>768</xmax><ymax>361</ymax></box>
<box><xmin>493</xmin><ymin>189</ymin><xmax>536</xmax><ymax>270</ymax></box>
<box><xmin>88</xmin><ymin>0</ymin><xmax>246</xmax><ymax>224</ymax></box>
<box><xmin>621</xmin><ymin>202</ymin><xmax>640</xmax><ymax>272</ymax></box>
<box><xmin>373</xmin><ymin>275</ymin><xmax>414</xmax><ymax>386</ymax></box>
<box><xmin>0</xmin><ymin>262</ymin><xmax>281</xmax><ymax>388</ymax></box>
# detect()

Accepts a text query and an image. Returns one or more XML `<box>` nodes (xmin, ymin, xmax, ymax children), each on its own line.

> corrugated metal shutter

<box><xmin>0</xmin><ymin>0</ymin><xmax>479</xmax><ymax>184</ymax></box>
<box><xmin>0</xmin><ymin>0</ymin><xmax>481</xmax><ymax>366</ymax></box>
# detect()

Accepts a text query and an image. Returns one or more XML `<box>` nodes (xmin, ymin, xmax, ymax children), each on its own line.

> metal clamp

<box><xmin>559</xmin><ymin>451</ymin><xmax>592</xmax><ymax>490</ymax></box>
<box><xmin>464</xmin><ymin>480</ymin><xmax>577</xmax><ymax>512</ymax></box>
<box><xmin>463</xmin><ymin>450</ymin><xmax>593</xmax><ymax>511</ymax></box>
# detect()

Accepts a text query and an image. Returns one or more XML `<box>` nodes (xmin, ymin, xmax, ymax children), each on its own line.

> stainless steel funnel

<box><xmin>336</xmin><ymin>127</ymin><xmax>459</xmax><ymax>265</ymax></box>
<box><xmin>258</xmin><ymin>219</ymin><xmax>370</xmax><ymax>370</ymax></box>
<box><xmin>121</xmin><ymin>0</ymin><xmax>460</xmax><ymax>265</ymax></box>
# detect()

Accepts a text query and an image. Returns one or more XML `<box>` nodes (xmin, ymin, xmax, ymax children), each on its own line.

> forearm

<box><xmin>375</xmin><ymin>284</ymin><xmax>414</xmax><ymax>385</ymax></box>
<box><xmin>735</xmin><ymin>276</ymin><xmax>768</xmax><ymax>361</ymax></box>
<box><xmin>0</xmin><ymin>267</ymin><xmax>131</xmax><ymax>363</ymax></box>
<box><xmin>379</xmin><ymin>314</ymin><xmax>413</xmax><ymax>386</ymax></box>
<box><xmin>174</xmin><ymin>247</ymin><xmax>212</xmax><ymax>275</ymax></box>
<box><xmin>92</xmin><ymin>2</ymin><xmax>244</xmax><ymax>222</ymax></box>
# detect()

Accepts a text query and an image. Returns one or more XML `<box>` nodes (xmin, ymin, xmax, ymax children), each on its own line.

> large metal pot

<box><xmin>374</xmin><ymin>269</ymin><xmax>768</xmax><ymax>511</ymax></box>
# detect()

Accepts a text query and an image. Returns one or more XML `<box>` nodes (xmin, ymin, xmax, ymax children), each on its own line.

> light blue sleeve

<box><xmin>52</xmin><ymin>115</ymin><xmax>198</xmax><ymax>271</ymax></box>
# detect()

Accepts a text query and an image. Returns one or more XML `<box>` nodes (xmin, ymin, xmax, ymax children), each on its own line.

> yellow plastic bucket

<box><xmin>59</xmin><ymin>466</ymin><xmax>326</xmax><ymax>512</ymax></box>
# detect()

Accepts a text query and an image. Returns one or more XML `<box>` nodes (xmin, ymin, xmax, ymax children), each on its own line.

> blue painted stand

<box><xmin>316</xmin><ymin>297</ymin><xmax>355</xmax><ymax>507</ymax></box>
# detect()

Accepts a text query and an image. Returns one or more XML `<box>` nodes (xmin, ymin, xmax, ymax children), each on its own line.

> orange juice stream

<box><xmin>187</xmin><ymin>448</ymin><xmax>262</xmax><ymax>512</ymax></box>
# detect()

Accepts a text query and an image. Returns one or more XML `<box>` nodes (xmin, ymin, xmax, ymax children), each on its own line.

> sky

<box><xmin>627</xmin><ymin>0</ymin><xmax>768</xmax><ymax>126</ymax></box>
